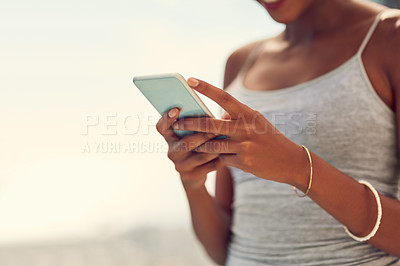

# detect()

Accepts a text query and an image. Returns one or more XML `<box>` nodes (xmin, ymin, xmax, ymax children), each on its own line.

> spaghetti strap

<box><xmin>357</xmin><ymin>10</ymin><xmax>386</xmax><ymax>56</ymax></box>
<box><xmin>234</xmin><ymin>11</ymin><xmax>385</xmax><ymax>86</ymax></box>
<box><xmin>236</xmin><ymin>40</ymin><xmax>267</xmax><ymax>78</ymax></box>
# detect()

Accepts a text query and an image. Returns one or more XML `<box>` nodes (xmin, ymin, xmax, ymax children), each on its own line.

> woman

<box><xmin>156</xmin><ymin>0</ymin><xmax>400</xmax><ymax>265</ymax></box>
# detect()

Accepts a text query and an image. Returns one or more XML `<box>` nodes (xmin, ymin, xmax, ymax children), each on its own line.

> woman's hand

<box><xmin>156</xmin><ymin>107</ymin><xmax>223</xmax><ymax>191</ymax></box>
<box><xmin>172</xmin><ymin>78</ymin><xmax>308</xmax><ymax>187</ymax></box>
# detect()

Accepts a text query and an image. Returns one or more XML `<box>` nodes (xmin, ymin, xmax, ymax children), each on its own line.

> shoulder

<box><xmin>374</xmin><ymin>9</ymin><xmax>400</xmax><ymax>70</ymax></box>
<box><xmin>379</xmin><ymin>9</ymin><xmax>400</xmax><ymax>33</ymax></box>
<box><xmin>373</xmin><ymin>9</ymin><xmax>400</xmax><ymax>92</ymax></box>
<box><xmin>376</xmin><ymin>9</ymin><xmax>400</xmax><ymax>112</ymax></box>
<box><xmin>223</xmin><ymin>39</ymin><xmax>264</xmax><ymax>89</ymax></box>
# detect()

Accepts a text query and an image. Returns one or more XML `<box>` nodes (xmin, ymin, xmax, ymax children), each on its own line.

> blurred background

<box><xmin>0</xmin><ymin>0</ymin><xmax>397</xmax><ymax>265</ymax></box>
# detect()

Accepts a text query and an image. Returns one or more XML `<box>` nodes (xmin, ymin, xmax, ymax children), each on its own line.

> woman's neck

<box><xmin>283</xmin><ymin>0</ymin><xmax>353</xmax><ymax>44</ymax></box>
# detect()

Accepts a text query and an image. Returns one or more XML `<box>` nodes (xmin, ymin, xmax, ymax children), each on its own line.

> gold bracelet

<box><xmin>293</xmin><ymin>145</ymin><xmax>313</xmax><ymax>198</ymax></box>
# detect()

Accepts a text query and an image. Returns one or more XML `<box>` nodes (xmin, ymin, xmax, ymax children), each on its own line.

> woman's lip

<box><xmin>262</xmin><ymin>0</ymin><xmax>286</xmax><ymax>10</ymax></box>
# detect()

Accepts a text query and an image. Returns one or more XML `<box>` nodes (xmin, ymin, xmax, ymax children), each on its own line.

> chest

<box><xmin>242</xmin><ymin>35</ymin><xmax>393</xmax><ymax>110</ymax></box>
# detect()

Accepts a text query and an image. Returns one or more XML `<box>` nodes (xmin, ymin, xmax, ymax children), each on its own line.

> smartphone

<box><xmin>133</xmin><ymin>73</ymin><xmax>224</xmax><ymax>138</ymax></box>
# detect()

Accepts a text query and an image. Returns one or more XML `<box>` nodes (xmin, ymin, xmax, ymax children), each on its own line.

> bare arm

<box><xmin>183</xmin><ymin>166</ymin><xmax>233</xmax><ymax>265</ymax></box>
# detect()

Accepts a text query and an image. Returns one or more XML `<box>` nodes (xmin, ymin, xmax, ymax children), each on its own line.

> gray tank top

<box><xmin>225</xmin><ymin>11</ymin><xmax>400</xmax><ymax>266</ymax></box>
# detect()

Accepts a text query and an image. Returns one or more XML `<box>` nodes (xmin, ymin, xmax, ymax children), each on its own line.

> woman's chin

<box><xmin>267</xmin><ymin>12</ymin><xmax>300</xmax><ymax>24</ymax></box>
<box><xmin>259</xmin><ymin>0</ymin><xmax>314</xmax><ymax>24</ymax></box>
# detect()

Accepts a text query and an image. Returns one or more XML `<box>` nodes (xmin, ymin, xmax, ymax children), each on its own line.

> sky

<box><xmin>0</xmin><ymin>0</ymin><xmax>283</xmax><ymax>244</ymax></box>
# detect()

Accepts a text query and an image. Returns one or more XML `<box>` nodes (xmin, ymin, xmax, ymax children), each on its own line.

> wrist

<box><xmin>289</xmin><ymin>144</ymin><xmax>312</xmax><ymax>192</ymax></box>
<box><xmin>181</xmin><ymin>179</ymin><xmax>207</xmax><ymax>195</ymax></box>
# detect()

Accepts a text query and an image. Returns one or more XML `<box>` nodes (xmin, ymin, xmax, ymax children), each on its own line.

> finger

<box><xmin>156</xmin><ymin>108</ymin><xmax>180</xmax><ymax>142</ymax></box>
<box><xmin>169</xmin><ymin>132</ymin><xmax>216</xmax><ymax>160</ymax></box>
<box><xmin>219</xmin><ymin>154</ymin><xmax>242</xmax><ymax>168</ymax></box>
<box><xmin>173</xmin><ymin>117</ymin><xmax>237</xmax><ymax>136</ymax></box>
<box><xmin>187</xmin><ymin>78</ymin><xmax>250</xmax><ymax>119</ymax></box>
<box><xmin>195</xmin><ymin>157</ymin><xmax>223</xmax><ymax>176</ymax></box>
<box><xmin>177</xmin><ymin>132</ymin><xmax>219</xmax><ymax>152</ymax></box>
<box><xmin>194</xmin><ymin>140</ymin><xmax>240</xmax><ymax>154</ymax></box>
<box><xmin>175</xmin><ymin>152</ymin><xmax>219</xmax><ymax>173</ymax></box>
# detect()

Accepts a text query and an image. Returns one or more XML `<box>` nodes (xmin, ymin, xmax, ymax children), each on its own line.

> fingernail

<box><xmin>173</xmin><ymin>123</ymin><xmax>181</xmax><ymax>130</ymax></box>
<box><xmin>187</xmin><ymin>78</ymin><xmax>199</xmax><ymax>87</ymax></box>
<box><xmin>168</xmin><ymin>108</ymin><xmax>179</xmax><ymax>118</ymax></box>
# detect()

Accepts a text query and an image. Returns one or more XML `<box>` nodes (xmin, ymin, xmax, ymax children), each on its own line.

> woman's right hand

<box><xmin>156</xmin><ymin>108</ymin><xmax>222</xmax><ymax>191</ymax></box>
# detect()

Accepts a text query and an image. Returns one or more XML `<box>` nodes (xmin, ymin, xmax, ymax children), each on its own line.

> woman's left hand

<box><xmin>173</xmin><ymin>78</ymin><xmax>308</xmax><ymax>187</ymax></box>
